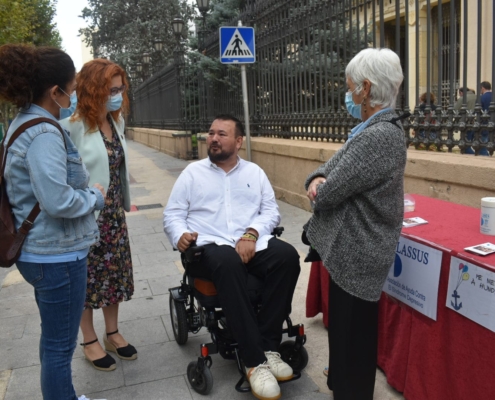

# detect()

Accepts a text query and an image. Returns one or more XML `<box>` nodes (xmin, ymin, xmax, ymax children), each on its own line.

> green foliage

<box><xmin>185</xmin><ymin>0</ymin><xmax>370</xmax><ymax>111</ymax></box>
<box><xmin>80</xmin><ymin>0</ymin><xmax>194</xmax><ymax>72</ymax></box>
<box><xmin>184</xmin><ymin>0</ymin><xmax>245</xmax><ymax>90</ymax></box>
<box><xmin>31</xmin><ymin>0</ymin><xmax>62</xmax><ymax>47</ymax></box>
<box><xmin>203</xmin><ymin>0</ymin><xmax>246</xmax><ymax>31</ymax></box>
<box><xmin>0</xmin><ymin>0</ymin><xmax>35</xmax><ymax>44</ymax></box>
<box><xmin>0</xmin><ymin>0</ymin><xmax>61</xmax><ymax>47</ymax></box>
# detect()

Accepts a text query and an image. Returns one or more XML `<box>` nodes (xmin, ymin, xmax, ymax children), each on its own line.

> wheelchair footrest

<box><xmin>235</xmin><ymin>375</ymin><xmax>252</xmax><ymax>393</ymax></box>
<box><xmin>281</xmin><ymin>370</ymin><xmax>302</xmax><ymax>384</ymax></box>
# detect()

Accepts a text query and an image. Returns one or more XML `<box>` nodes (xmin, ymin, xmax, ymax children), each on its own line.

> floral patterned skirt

<box><xmin>85</xmin><ymin>203</ymin><xmax>134</xmax><ymax>309</ymax></box>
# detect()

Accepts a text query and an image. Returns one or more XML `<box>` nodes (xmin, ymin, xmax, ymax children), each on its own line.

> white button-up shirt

<box><xmin>163</xmin><ymin>157</ymin><xmax>280</xmax><ymax>252</ymax></box>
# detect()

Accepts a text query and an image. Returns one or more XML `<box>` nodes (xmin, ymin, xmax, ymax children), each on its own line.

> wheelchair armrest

<box><xmin>183</xmin><ymin>244</ymin><xmax>205</xmax><ymax>263</ymax></box>
<box><xmin>272</xmin><ymin>227</ymin><xmax>284</xmax><ymax>237</ymax></box>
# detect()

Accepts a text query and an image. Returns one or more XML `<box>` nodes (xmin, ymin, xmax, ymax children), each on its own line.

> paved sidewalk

<box><xmin>0</xmin><ymin>140</ymin><xmax>404</xmax><ymax>400</ymax></box>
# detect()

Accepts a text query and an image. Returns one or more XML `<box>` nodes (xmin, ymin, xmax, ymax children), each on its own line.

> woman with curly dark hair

<box><xmin>0</xmin><ymin>44</ymin><xmax>105</xmax><ymax>399</ymax></box>
<box><xmin>60</xmin><ymin>59</ymin><xmax>136</xmax><ymax>372</ymax></box>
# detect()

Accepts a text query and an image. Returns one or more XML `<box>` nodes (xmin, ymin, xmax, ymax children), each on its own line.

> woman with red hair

<box><xmin>61</xmin><ymin>58</ymin><xmax>136</xmax><ymax>371</ymax></box>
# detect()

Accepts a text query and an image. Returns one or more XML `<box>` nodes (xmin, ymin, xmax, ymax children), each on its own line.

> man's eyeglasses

<box><xmin>109</xmin><ymin>85</ymin><xmax>126</xmax><ymax>96</ymax></box>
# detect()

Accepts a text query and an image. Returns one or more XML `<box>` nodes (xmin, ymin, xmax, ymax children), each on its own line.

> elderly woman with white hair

<box><xmin>304</xmin><ymin>48</ymin><xmax>407</xmax><ymax>399</ymax></box>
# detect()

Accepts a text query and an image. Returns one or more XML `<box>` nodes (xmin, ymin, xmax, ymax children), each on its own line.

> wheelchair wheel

<box><xmin>169</xmin><ymin>296</ymin><xmax>188</xmax><ymax>345</ymax></box>
<box><xmin>187</xmin><ymin>361</ymin><xmax>213</xmax><ymax>395</ymax></box>
<box><xmin>279</xmin><ymin>340</ymin><xmax>309</xmax><ymax>372</ymax></box>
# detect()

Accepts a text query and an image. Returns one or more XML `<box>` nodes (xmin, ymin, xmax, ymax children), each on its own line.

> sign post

<box><xmin>219</xmin><ymin>22</ymin><xmax>255</xmax><ymax>161</ymax></box>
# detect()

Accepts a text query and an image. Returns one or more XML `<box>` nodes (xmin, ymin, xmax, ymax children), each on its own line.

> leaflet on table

<box><xmin>382</xmin><ymin>236</ymin><xmax>443</xmax><ymax>320</ymax></box>
<box><xmin>446</xmin><ymin>256</ymin><xmax>495</xmax><ymax>333</ymax></box>
<box><xmin>464</xmin><ymin>242</ymin><xmax>495</xmax><ymax>256</ymax></box>
<box><xmin>403</xmin><ymin>217</ymin><xmax>428</xmax><ymax>228</ymax></box>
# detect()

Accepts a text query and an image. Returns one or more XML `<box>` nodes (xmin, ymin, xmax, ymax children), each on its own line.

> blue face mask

<box><xmin>59</xmin><ymin>91</ymin><xmax>77</xmax><ymax>120</ymax></box>
<box><xmin>345</xmin><ymin>91</ymin><xmax>362</xmax><ymax>119</ymax></box>
<box><xmin>106</xmin><ymin>93</ymin><xmax>123</xmax><ymax>112</ymax></box>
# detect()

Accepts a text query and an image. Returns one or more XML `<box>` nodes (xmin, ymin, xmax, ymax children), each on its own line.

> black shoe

<box><xmin>104</xmin><ymin>329</ymin><xmax>138</xmax><ymax>360</ymax></box>
<box><xmin>80</xmin><ymin>338</ymin><xmax>116</xmax><ymax>371</ymax></box>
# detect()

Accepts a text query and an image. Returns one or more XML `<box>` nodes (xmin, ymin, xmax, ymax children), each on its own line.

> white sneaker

<box><xmin>265</xmin><ymin>351</ymin><xmax>294</xmax><ymax>381</ymax></box>
<box><xmin>245</xmin><ymin>362</ymin><xmax>281</xmax><ymax>400</ymax></box>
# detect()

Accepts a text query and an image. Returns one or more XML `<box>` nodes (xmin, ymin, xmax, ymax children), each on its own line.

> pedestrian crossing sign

<box><xmin>219</xmin><ymin>27</ymin><xmax>255</xmax><ymax>64</ymax></box>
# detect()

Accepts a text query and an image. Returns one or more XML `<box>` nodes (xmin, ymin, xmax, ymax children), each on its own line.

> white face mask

<box><xmin>60</xmin><ymin>91</ymin><xmax>77</xmax><ymax>119</ymax></box>
<box><xmin>106</xmin><ymin>93</ymin><xmax>123</xmax><ymax>112</ymax></box>
<box><xmin>345</xmin><ymin>85</ymin><xmax>362</xmax><ymax>119</ymax></box>
<box><xmin>53</xmin><ymin>87</ymin><xmax>72</xmax><ymax>120</ymax></box>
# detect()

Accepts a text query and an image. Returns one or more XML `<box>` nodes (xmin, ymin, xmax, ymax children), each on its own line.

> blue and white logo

<box><xmin>383</xmin><ymin>237</ymin><xmax>443</xmax><ymax>321</ymax></box>
<box><xmin>220</xmin><ymin>27</ymin><xmax>255</xmax><ymax>64</ymax></box>
<box><xmin>393</xmin><ymin>254</ymin><xmax>402</xmax><ymax>277</ymax></box>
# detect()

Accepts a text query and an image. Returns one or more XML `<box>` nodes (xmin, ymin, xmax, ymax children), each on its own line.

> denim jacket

<box><xmin>3</xmin><ymin>104</ymin><xmax>104</xmax><ymax>254</ymax></box>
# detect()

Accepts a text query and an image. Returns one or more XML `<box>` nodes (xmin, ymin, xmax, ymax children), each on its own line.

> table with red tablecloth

<box><xmin>305</xmin><ymin>194</ymin><xmax>495</xmax><ymax>400</ymax></box>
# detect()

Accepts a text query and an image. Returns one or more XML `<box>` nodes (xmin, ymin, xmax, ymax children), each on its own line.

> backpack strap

<box><xmin>1</xmin><ymin>117</ymin><xmax>67</xmax><ymax>177</ymax></box>
<box><xmin>385</xmin><ymin>112</ymin><xmax>411</xmax><ymax>128</ymax></box>
<box><xmin>7</xmin><ymin>201</ymin><xmax>42</xmax><ymax>259</ymax></box>
<box><xmin>0</xmin><ymin>117</ymin><xmax>67</xmax><ymax>229</ymax></box>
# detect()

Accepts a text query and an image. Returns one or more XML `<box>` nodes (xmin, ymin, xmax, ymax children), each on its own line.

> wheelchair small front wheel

<box><xmin>187</xmin><ymin>361</ymin><xmax>213</xmax><ymax>395</ymax></box>
<box><xmin>169</xmin><ymin>296</ymin><xmax>188</xmax><ymax>345</ymax></box>
<box><xmin>279</xmin><ymin>340</ymin><xmax>309</xmax><ymax>372</ymax></box>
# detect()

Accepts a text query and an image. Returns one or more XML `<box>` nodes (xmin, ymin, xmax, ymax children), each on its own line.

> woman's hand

<box><xmin>93</xmin><ymin>183</ymin><xmax>106</xmax><ymax>199</ymax></box>
<box><xmin>307</xmin><ymin>177</ymin><xmax>327</xmax><ymax>202</ymax></box>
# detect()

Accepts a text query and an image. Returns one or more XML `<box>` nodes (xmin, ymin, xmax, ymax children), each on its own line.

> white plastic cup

<box><xmin>480</xmin><ymin>197</ymin><xmax>495</xmax><ymax>235</ymax></box>
<box><xmin>404</xmin><ymin>193</ymin><xmax>415</xmax><ymax>213</ymax></box>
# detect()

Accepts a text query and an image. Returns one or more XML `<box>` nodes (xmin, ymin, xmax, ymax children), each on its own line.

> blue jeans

<box><xmin>16</xmin><ymin>258</ymin><xmax>87</xmax><ymax>400</ymax></box>
<box><xmin>465</xmin><ymin>131</ymin><xmax>490</xmax><ymax>156</ymax></box>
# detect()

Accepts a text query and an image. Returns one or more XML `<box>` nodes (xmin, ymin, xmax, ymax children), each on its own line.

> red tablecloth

<box><xmin>305</xmin><ymin>194</ymin><xmax>495</xmax><ymax>400</ymax></box>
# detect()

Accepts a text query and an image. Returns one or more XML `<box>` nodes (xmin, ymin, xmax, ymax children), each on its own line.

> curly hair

<box><xmin>72</xmin><ymin>58</ymin><xmax>129</xmax><ymax>132</ymax></box>
<box><xmin>0</xmin><ymin>44</ymin><xmax>75</xmax><ymax>107</ymax></box>
<box><xmin>419</xmin><ymin>92</ymin><xmax>436</xmax><ymax>104</ymax></box>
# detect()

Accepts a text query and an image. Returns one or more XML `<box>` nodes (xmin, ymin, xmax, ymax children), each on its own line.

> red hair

<box><xmin>71</xmin><ymin>58</ymin><xmax>129</xmax><ymax>132</ymax></box>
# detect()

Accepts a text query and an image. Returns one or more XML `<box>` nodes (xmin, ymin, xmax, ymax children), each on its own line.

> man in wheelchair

<box><xmin>164</xmin><ymin>114</ymin><xmax>301</xmax><ymax>400</ymax></box>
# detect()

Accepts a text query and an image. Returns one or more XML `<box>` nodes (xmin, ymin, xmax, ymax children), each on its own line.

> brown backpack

<box><xmin>0</xmin><ymin>117</ymin><xmax>66</xmax><ymax>268</ymax></box>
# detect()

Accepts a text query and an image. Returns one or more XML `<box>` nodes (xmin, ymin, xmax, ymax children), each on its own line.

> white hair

<box><xmin>345</xmin><ymin>48</ymin><xmax>404</xmax><ymax>109</ymax></box>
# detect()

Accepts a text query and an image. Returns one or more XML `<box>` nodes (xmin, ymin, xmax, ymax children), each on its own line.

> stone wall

<box><xmin>131</xmin><ymin>128</ymin><xmax>495</xmax><ymax>211</ymax></box>
<box><xmin>199</xmin><ymin>136</ymin><xmax>495</xmax><ymax>211</ymax></box>
<box><xmin>127</xmin><ymin>127</ymin><xmax>192</xmax><ymax>160</ymax></box>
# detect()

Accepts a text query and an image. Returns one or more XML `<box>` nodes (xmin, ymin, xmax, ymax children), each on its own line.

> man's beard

<box><xmin>207</xmin><ymin>146</ymin><xmax>232</xmax><ymax>162</ymax></box>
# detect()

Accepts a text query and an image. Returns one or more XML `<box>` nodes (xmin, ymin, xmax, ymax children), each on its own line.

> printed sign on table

<box><xmin>382</xmin><ymin>236</ymin><xmax>443</xmax><ymax>320</ymax></box>
<box><xmin>446</xmin><ymin>256</ymin><xmax>495</xmax><ymax>332</ymax></box>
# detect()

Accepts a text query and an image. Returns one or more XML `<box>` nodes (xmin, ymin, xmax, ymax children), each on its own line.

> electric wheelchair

<box><xmin>168</xmin><ymin>227</ymin><xmax>308</xmax><ymax>395</ymax></box>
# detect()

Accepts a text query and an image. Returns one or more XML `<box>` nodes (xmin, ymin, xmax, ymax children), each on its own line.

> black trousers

<box><xmin>327</xmin><ymin>278</ymin><xmax>379</xmax><ymax>400</ymax></box>
<box><xmin>190</xmin><ymin>238</ymin><xmax>300</xmax><ymax>367</ymax></box>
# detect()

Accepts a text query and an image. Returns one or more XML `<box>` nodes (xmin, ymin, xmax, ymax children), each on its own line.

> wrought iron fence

<box><xmin>132</xmin><ymin>0</ymin><xmax>495</xmax><ymax>156</ymax></box>
<box><xmin>132</xmin><ymin>62</ymin><xmax>183</xmax><ymax>130</ymax></box>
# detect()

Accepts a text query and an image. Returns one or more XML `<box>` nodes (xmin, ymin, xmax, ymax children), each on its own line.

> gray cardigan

<box><xmin>304</xmin><ymin>110</ymin><xmax>407</xmax><ymax>302</ymax></box>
